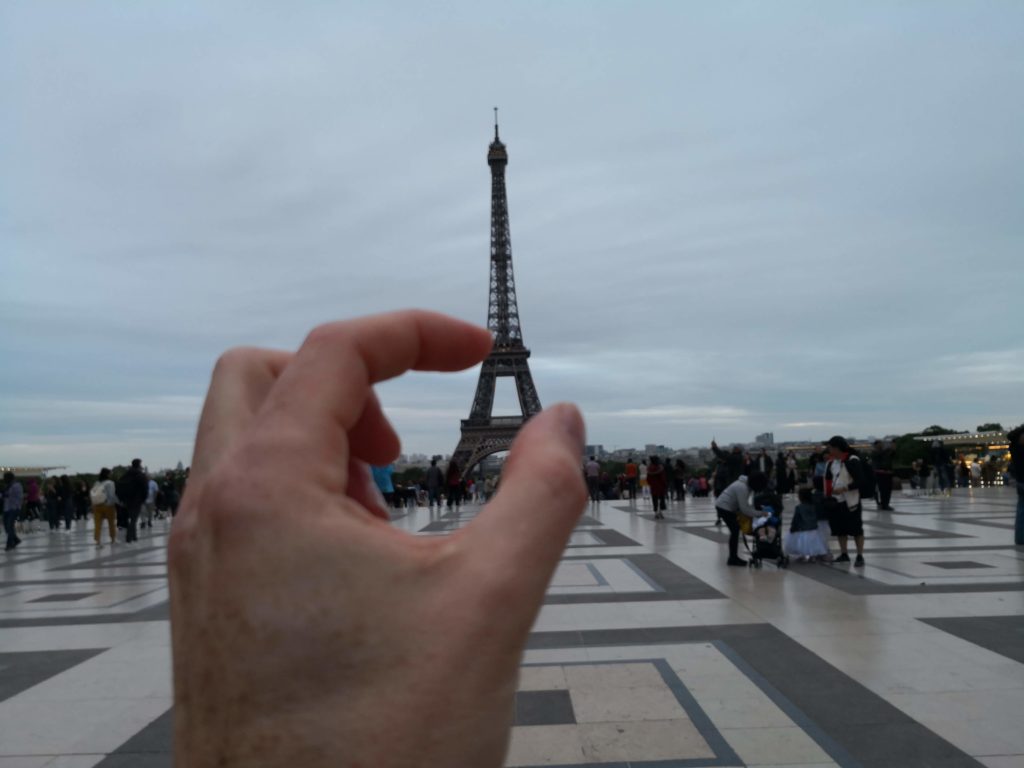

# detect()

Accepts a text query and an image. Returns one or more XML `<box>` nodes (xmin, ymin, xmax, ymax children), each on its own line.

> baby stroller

<box><xmin>743</xmin><ymin>491</ymin><xmax>789</xmax><ymax>569</ymax></box>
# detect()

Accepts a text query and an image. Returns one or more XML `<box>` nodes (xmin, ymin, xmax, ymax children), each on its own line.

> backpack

<box><xmin>89</xmin><ymin>482</ymin><xmax>107</xmax><ymax>506</ymax></box>
<box><xmin>850</xmin><ymin>454</ymin><xmax>876</xmax><ymax>499</ymax></box>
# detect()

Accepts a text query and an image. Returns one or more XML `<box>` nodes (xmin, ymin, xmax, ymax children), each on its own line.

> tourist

<box><xmin>871</xmin><ymin>440</ymin><xmax>895</xmax><ymax>510</ymax></box>
<box><xmin>445</xmin><ymin>459</ymin><xmax>462</xmax><ymax>509</ymax></box>
<box><xmin>3</xmin><ymin>472</ymin><xmax>23</xmax><ymax>551</ymax></box>
<box><xmin>118</xmin><ymin>459</ymin><xmax>149</xmax><ymax>543</ymax></box>
<box><xmin>711</xmin><ymin>440</ymin><xmax>745</xmax><ymax>484</ymax></box>
<box><xmin>786</xmin><ymin>487</ymin><xmax>830</xmax><ymax>562</ymax></box>
<box><xmin>714</xmin><ymin>471</ymin><xmax>768</xmax><ymax>566</ymax></box>
<box><xmin>775</xmin><ymin>450</ymin><xmax>787</xmax><ymax>494</ymax></box>
<box><xmin>90</xmin><ymin>468</ymin><xmax>118</xmax><ymax>547</ymax></box>
<box><xmin>74</xmin><ymin>479</ymin><xmax>90</xmax><ymax>521</ymax></box>
<box><xmin>754</xmin><ymin>448</ymin><xmax>774</xmax><ymax>479</ymax></box>
<box><xmin>161</xmin><ymin>472</ymin><xmax>181</xmax><ymax>517</ymax></box>
<box><xmin>424</xmin><ymin>459</ymin><xmax>444</xmax><ymax>511</ymax></box>
<box><xmin>44</xmin><ymin>478</ymin><xmax>62</xmax><ymax>531</ymax></box>
<box><xmin>929</xmin><ymin>440</ymin><xmax>953</xmax><ymax>495</ymax></box>
<box><xmin>371</xmin><ymin>463</ymin><xmax>396</xmax><ymax>507</ymax></box>
<box><xmin>584</xmin><ymin>455</ymin><xmax>601</xmax><ymax>503</ymax></box>
<box><xmin>785</xmin><ymin>451</ymin><xmax>798</xmax><ymax>493</ymax></box>
<box><xmin>624</xmin><ymin>457</ymin><xmax>638</xmax><ymax>500</ymax></box>
<box><xmin>673</xmin><ymin>458</ymin><xmax>687</xmax><ymax>502</ymax></box>
<box><xmin>639</xmin><ymin>459</ymin><xmax>649</xmax><ymax>502</ymax></box>
<box><xmin>59</xmin><ymin>475</ymin><xmax>74</xmax><ymax>531</ymax></box>
<box><xmin>647</xmin><ymin>456</ymin><xmax>668</xmax><ymax>519</ymax></box>
<box><xmin>24</xmin><ymin>477</ymin><xmax>42</xmax><ymax>532</ymax></box>
<box><xmin>825</xmin><ymin>436</ymin><xmax>866</xmax><ymax>566</ymax></box>
<box><xmin>142</xmin><ymin>475</ymin><xmax>159</xmax><ymax>529</ymax></box>
<box><xmin>1008</xmin><ymin>424</ymin><xmax>1023</xmax><ymax>546</ymax></box>
<box><xmin>811</xmin><ymin>448</ymin><xmax>828</xmax><ymax>495</ymax></box>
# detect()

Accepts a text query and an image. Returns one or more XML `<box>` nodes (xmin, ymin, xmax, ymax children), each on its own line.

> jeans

<box><xmin>717</xmin><ymin>508</ymin><xmax>740</xmax><ymax>560</ymax></box>
<box><xmin>586</xmin><ymin>476</ymin><xmax>600</xmax><ymax>502</ymax></box>
<box><xmin>428</xmin><ymin>488</ymin><xmax>441</xmax><ymax>507</ymax></box>
<box><xmin>3</xmin><ymin>510</ymin><xmax>20</xmax><ymax>549</ymax></box>
<box><xmin>125</xmin><ymin>504</ymin><xmax>142</xmax><ymax>542</ymax></box>
<box><xmin>1016</xmin><ymin>486</ymin><xmax>1024</xmax><ymax>546</ymax></box>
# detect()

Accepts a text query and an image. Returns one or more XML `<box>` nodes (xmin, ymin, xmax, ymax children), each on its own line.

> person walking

<box><xmin>371</xmin><ymin>464</ymin><xmax>396</xmax><ymax>508</ymax></box>
<box><xmin>871</xmin><ymin>440</ymin><xmax>895</xmax><ymax>510</ymax></box>
<box><xmin>161</xmin><ymin>472</ymin><xmax>181</xmax><ymax>518</ymax></box>
<box><xmin>584</xmin><ymin>456</ymin><xmax>601</xmax><ymax>503</ymax></box>
<box><xmin>714</xmin><ymin>471</ymin><xmax>768</xmax><ymax>566</ymax></box>
<box><xmin>1008</xmin><ymin>424</ymin><xmax>1024</xmax><ymax>546</ymax></box>
<box><xmin>929</xmin><ymin>439</ymin><xmax>953</xmax><ymax>496</ymax></box>
<box><xmin>141</xmin><ymin>475</ymin><xmax>159</xmax><ymax>528</ymax></box>
<box><xmin>117</xmin><ymin>459</ymin><xmax>149</xmax><ymax>543</ymax></box>
<box><xmin>3</xmin><ymin>472</ymin><xmax>24</xmax><ymax>551</ymax></box>
<box><xmin>775</xmin><ymin>451</ymin><xmax>788</xmax><ymax>494</ymax></box>
<box><xmin>826</xmin><ymin>436</ymin><xmax>866</xmax><ymax>566</ymax></box>
<box><xmin>23</xmin><ymin>477</ymin><xmax>42</xmax><ymax>533</ymax></box>
<box><xmin>639</xmin><ymin>459</ymin><xmax>649</xmax><ymax>502</ymax></box>
<box><xmin>425</xmin><ymin>459</ymin><xmax>444</xmax><ymax>512</ymax></box>
<box><xmin>90</xmin><ymin>468</ymin><xmax>119</xmax><ymax>547</ymax></box>
<box><xmin>647</xmin><ymin>456</ymin><xmax>668</xmax><ymax>519</ymax></box>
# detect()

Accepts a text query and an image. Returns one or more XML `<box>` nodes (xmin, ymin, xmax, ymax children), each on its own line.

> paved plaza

<box><xmin>1</xmin><ymin>488</ymin><xmax>1022</xmax><ymax>767</ymax></box>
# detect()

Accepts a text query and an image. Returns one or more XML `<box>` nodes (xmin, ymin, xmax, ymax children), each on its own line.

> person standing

<box><xmin>1007</xmin><ymin>424</ymin><xmax>1024</xmax><ymax>546</ymax></box>
<box><xmin>775</xmin><ymin>451</ymin><xmax>788</xmax><ymax>494</ymax></box>
<box><xmin>871</xmin><ymin>440</ymin><xmax>895</xmax><ymax>511</ymax></box>
<box><xmin>24</xmin><ymin>477</ymin><xmax>42</xmax><ymax>532</ymax></box>
<box><xmin>714</xmin><ymin>471</ymin><xmax>768</xmax><ymax>566</ymax></box>
<box><xmin>161</xmin><ymin>472</ymin><xmax>181</xmax><ymax>518</ymax></box>
<box><xmin>117</xmin><ymin>459</ymin><xmax>149</xmax><ymax>543</ymax></box>
<box><xmin>90</xmin><ymin>468</ymin><xmax>118</xmax><ymax>547</ymax></box>
<box><xmin>639</xmin><ymin>459</ymin><xmax>649</xmax><ymax>502</ymax></box>
<box><xmin>785</xmin><ymin>451</ymin><xmax>798</xmax><ymax>493</ymax></box>
<box><xmin>647</xmin><ymin>456</ymin><xmax>668</xmax><ymax>519</ymax></box>
<box><xmin>826</xmin><ymin>436</ymin><xmax>866</xmax><ymax>566</ymax></box>
<box><xmin>3</xmin><ymin>472</ymin><xmax>23</xmax><ymax>551</ymax></box>
<box><xmin>425</xmin><ymin>459</ymin><xmax>444</xmax><ymax>512</ymax></box>
<box><xmin>584</xmin><ymin>456</ymin><xmax>601</xmax><ymax>503</ymax></box>
<box><xmin>624</xmin><ymin>457</ymin><xmax>638</xmax><ymax>501</ymax></box>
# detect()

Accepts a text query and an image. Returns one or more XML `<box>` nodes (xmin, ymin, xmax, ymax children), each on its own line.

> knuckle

<box><xmin>212</xmin><ymin>346</ymin><xmax>257</xmax><ymax>377</ymax></box>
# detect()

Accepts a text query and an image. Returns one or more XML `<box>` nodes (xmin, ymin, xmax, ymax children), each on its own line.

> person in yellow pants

<box><xmin>92</xmin><ymin>468</ymin><xmax>118</xmax><ymax>546</ymax></box>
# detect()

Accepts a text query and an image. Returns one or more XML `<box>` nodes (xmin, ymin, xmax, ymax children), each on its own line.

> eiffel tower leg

<box><xmin>513</xmin><ymin>364</ymin><xmax>542</xmax><ymax>417</ymax></box>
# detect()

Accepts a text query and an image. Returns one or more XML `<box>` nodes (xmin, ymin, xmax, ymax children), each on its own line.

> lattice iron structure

<box><xmin>451</xmin><ymin>112</ymin><xmax>542</xmax><ymax>475</ymax></box>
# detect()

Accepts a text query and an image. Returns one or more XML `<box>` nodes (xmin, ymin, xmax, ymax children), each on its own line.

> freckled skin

<box><xmin>170</xmin><ymin>311</ymin><xmax>587</xmax><ymax>768</ymax></box>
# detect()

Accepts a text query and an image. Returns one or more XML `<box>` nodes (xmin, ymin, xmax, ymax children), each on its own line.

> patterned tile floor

<box><xmin>1</xmin><ymin>487</ymin><xmax>1022</xmax><ymax>767</ymax></box>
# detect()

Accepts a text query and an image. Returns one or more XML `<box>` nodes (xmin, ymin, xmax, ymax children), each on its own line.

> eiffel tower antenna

<box><xmin>450</xmin><ymin>115</ymin><xmax>542</xmax><ymax>476</ymax></box>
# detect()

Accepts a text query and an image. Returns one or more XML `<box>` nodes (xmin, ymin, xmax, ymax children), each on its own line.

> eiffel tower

<box><xmin>451</xmin><ymin>110</ymin><xmax>542</xmax><ymax>475</ymax></box>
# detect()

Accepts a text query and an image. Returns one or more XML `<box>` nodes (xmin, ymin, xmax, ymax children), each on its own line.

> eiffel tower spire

<box><xmin>450</xmin><ymin>115</ymin><xmax>543</xmax><ymax>476</ymax></box>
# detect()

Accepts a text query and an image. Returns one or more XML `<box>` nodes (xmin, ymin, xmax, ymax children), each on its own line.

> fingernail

<box><xmin>555</xmin><ymin>403</ymin><xmax>586</xmax><ymax>448</ymax></box>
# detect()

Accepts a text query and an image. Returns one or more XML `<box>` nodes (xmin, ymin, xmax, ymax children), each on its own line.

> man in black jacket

<box><xmin>117</xmin><ymin>459</ymin><xmax>149</xmax><ymax>543</ymax></box>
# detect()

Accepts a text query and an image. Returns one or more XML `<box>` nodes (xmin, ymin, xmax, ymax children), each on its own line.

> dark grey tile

<box><xmin>95</xmin><ymin>708</ymin><xmax>173</xmax><ymax>767</ymax></box>
<box><xmin>514</xmin><ymin>689</ymin><xmax>575</xmax><ymax>726</ymax></box>
<box><xmin>921</xmin><ymin>615</ymin><xmax>1024</xmax><ymax>664</ymax></box>
<box><xmin>923</xmin><ymin>561</ymin><xmax>994</xmax><ymax>569</ymax></box>
<box><xmin>27</xmin><ymin>591</ymin><xmax>100</xmax><ymax>603</ymax></box>
<box><xmin>0</xmin><ymin>649</ymin><xmax>106</xmax><ymax>702</ymax></box>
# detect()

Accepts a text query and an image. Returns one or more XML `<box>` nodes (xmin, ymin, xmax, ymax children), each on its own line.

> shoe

<box><xmin>727</xmin><ymin>557</ymin><xmax>747</xmax><ymax>567</ymax></box>
<box><xmin>715</xmin><ymin>519</ymin><xmax>723</xmax><ymax>527</ymax></box>
<box><xmin>95</xmin><ymin>542</ymin><xmax>102</xmax><ymax>548</ymax></box>
<box><xmin>835</xmin><ymin>553</ymin><xmax>851</xmax><ymax>563</ymax></box>
<box><xmin>854</xmin><ymin>555</ymin><xmax>865</xmax><ymax>567</ymax></box>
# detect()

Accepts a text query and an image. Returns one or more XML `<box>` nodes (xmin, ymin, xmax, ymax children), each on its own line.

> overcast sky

<box><xmin>2</xmin><ymin>2</ymin><xmax>1022</xmax><ymax>472</ymax></box>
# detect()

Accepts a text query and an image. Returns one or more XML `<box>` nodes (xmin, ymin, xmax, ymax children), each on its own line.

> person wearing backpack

<box><xmin>90</xmin><ymin>468</ymin><xmax>119</xmax><ymax>547</ymax></box>
<box><xmin>116</xmin><ymin>459</ymin><xmax>149</xmax><ymax>543</ymax></box>
<box><xmin>825</xmin><ymin>436</ymin><xmax>867</xmax><ymax>566</ymax></box>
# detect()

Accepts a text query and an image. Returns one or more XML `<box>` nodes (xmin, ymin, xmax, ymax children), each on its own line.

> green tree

<box><xmin>976</xmin><ymin>423</ymin><xmax>1004</xmax><ymax>432</ymax></box>
<box><xmin>921</xmin><ymin>425</ymin><xmax>961</xmax><ymax>436</ymax></box>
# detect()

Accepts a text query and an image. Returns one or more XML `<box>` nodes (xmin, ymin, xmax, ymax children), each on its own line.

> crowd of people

<box><xmin>2</xmin><ymin>460</ymin><xmax>185</xmax><ymax>551</ymax></box>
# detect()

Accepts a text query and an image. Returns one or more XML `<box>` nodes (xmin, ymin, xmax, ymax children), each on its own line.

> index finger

<box><xmin>258</xmin><ymin>309</ymin><xmax>492</xmax><ymax>470</ymax></box>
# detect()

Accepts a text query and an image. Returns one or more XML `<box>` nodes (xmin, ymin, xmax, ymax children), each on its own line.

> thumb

<box><xmin>460</xmin><ymin>403</ymin><xmax>587</xmax><ymax>603</ymax></box>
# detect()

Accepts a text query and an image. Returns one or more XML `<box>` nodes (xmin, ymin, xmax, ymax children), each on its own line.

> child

<box><xmin>787</xmin><ymin>487</ymin><xmax>830</xmax><ymax>562</ymax></box>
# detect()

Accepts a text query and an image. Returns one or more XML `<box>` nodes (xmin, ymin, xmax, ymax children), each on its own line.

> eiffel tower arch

<box><xmin>451</xmin><ymin>111</ymin><xmax>542</xmax><ymax>476</ymax></box>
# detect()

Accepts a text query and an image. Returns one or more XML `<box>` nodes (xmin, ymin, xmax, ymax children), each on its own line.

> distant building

<box><xmin>584</xmin><ymin>444</ymin><xmax>606</xmax><ymax>459</ymax></box>
<box><xmin>644</xmin><ymin>443</ymin><xmax>672</xmax><ymax>456</ymax></box>
<box><xmin>754</xmin><ymin>432</ymin><xmax>775</xmax><ymax>446</ymax></box>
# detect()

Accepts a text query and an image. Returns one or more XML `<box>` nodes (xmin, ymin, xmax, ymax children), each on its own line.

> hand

<box><xmin>169</xmin><ymin>310</ymin><xmax>588</xmax><ymax>768</ymax></box>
